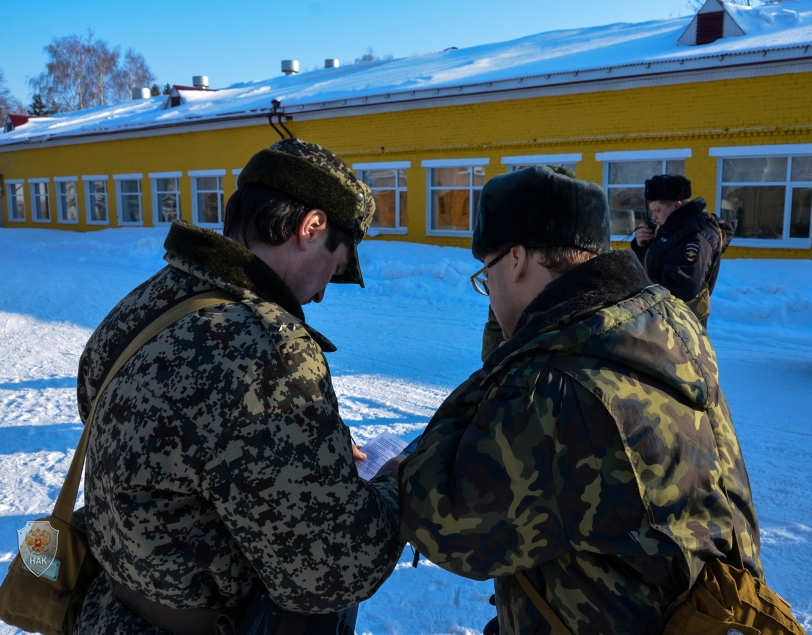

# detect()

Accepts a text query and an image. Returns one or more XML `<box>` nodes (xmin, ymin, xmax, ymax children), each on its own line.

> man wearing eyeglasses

<box><xmin>399</xmin><ymin>166</ymin><xmax>761</xmax><ymax>635</ymax></box>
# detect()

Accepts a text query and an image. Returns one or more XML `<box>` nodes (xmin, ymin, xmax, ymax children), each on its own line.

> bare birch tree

<box><xmin>30</xmin><ymin>32</ymin><xmax>156</xmax><ymax>113</ymax></box>
<box><xmin>118</xmin><ymin>49</ymin><xmax>155</xmax><ymax>101</ymax></box>
<box><xmin>30</xmin><ymin>33</ymin><xmax>92</xmax><ymax>112</ymax></box>
<box><xmin>87</xmin><ymin>39</ymin><xmax>120</xmax><ymax>107</ymax></box>
<box><xmin>0</xmin><ymin>69</ymin><xmax>25</xmax><ymax>121</ymax></box>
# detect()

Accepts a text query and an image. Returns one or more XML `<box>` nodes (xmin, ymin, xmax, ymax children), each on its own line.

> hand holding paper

<box><xmin>354</xmin><ymin>432</ymin><xmax>407</xmax><ymax>481</ymax></box>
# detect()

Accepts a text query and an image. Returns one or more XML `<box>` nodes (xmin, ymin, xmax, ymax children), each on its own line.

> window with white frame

<box><xmin>55</xmin><ymin>178</ymin><xmax>78</xmax><ymax>223</ymax></box>
<box><xmin>423</xmin><ymin>159</ymin><xmax>488</xmax><ymax>234</ymax></box>
<box><xmin>354</xmin><ymin>162</ymin><xmax>409</xmax><ymax>232</ymax></box>
<box><xmin>151</xmin><ymin>173</ymin><xmax>181</xmax><ymax>224</ymax></box>
<box><xmin>84</xmin><ymin>177</ymin><xmax>109</xmax><ymax>224</ymax></box>
<box><xmin>190</xmin><ymin>171</ymin><xmax>225</xmax><ymax>226</ymax></box>
<box><xmin>715</xmin><ymin>152</ymin><xmax>812</xmax><ymax>245</ymax></box>
<box><xmin>6</xmin><ymin>181</ymin><xmax>25</xmax><ymax>221</ymax></box>
<box><xmin>502</xmin><ymin>153</ymin><xmax>581</xmax><ymax>175</ymax></box>
<box><xmin>30</xmin><ymin>180</ymin><xmax>51</xmax><ymax>222</ymax></box>
<box><xmin>115</xmin><ymin>175</ymin><xmax>143</xmax><ymax>225</ymax></box>
<box><xmin>598</xmin><ymin>150</ymin><xmax>690</xmax><ymax>238</ymax></box>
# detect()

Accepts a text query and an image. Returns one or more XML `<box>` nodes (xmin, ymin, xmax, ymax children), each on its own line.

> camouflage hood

<box><xmin>484</xmin><ymin>249</ymin><xmax>717</xmax><ymax>410</ymax></box>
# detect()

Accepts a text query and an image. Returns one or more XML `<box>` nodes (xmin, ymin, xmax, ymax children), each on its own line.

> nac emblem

<box><xmin>17</xmin><ymin>520</ymin><xmax>59</xmax><ymax>578</ymax></box>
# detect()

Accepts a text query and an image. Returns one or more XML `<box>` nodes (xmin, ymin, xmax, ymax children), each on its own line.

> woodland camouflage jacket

<box><xmin>400</xmin><ymin>250</ymin><xmax>762</xmax><ymax>635</ymax></box>
<box><xmin>74</xmin><ymin>221</ymin><xmax>402</xmax><ymax>635</ymax></box>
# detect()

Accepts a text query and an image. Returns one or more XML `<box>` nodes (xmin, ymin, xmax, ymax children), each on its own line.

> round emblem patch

<box><xmin>684</xmin><ymin>242</ymin><xmax>700</xmax><ymax>262</ymax></box>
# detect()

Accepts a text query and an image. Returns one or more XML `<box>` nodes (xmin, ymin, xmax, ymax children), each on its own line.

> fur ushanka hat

<box><xmin>644</xmin><ymin>174</ymin><xmax>692</xmax><ymax>203</ymax></box>
<box><xmin>471</xmin><ymin>165</ymin><xmax>611</xmax><ymax>261</ymax></box>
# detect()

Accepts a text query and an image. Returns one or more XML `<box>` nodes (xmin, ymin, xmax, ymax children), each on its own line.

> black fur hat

<box><xmin>471</xmin><ymin>165</ymin><xmax>610</xmax><ymax>261</ymax></box>
<box><xmin>644</xmin><ymin>174</ymin><xmax>692</xmax><ymax>202</ymax></box>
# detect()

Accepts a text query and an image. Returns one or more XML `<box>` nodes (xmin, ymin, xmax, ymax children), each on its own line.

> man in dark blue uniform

<box><xmin>631</xmin><ymin>174</ymin><xmax>735</xmax><ymax>327</ymax></box>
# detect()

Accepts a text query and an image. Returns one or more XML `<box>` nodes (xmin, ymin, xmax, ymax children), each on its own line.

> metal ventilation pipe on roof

<box><xmin>131</xmin><ymin>87</ymin><xmax>151</xmax><ymax>100</ymax></box>
<box><xmin>325</xmin><ymin>59</ymin><xmax>340</xmax><ymax>69</ymax></box>
<box><xmin>193</xmin><ymin>75</ymin><xmax>209</xmax><ymax>88</ymax></box>
<box><xmin>281</xmin><ymin>60</ymin><xmax>299</xmax><ymax>75</ymax></box>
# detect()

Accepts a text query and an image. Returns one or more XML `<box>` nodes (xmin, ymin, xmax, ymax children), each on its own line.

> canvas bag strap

<box><xmin>706</xmin><ymin>225</ymin><xmax>725</xmax><ymax>286</ymax></box>
<box><xmin>516</xmin><ymin>571</ymin><xmax>574</xmax><ymax>635</ymax></box>
<box><xmin>52</xmin><ymin>290</ymin><xmax>240</xmax><ymax>524</ymax></box>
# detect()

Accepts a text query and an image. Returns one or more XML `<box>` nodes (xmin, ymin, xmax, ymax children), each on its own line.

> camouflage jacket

<box><xmin>75</xmin><ymin>221</ymin><xmax>402</xmax><ymax>635</ymax></box>
<box><xmin>400</xmin><ymin>250</ymin><xmax>761</xmax><ymax>635</ymax></box>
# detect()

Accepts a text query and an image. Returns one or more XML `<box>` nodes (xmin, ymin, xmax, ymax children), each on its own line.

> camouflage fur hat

<box><xmin>238</xmin><ymin>138</ymin><xmax>375</xmax><ymax>287</ymax></box>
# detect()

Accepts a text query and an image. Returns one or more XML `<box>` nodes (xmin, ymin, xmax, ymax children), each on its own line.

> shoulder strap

<box><xmin>516</xmin><ymin>571</ymin><xmax>574</xmax><ymax>635</ymax></box>
<box><xmin>704</xmin><ymin>225</ymin><xmax>725</xmax><ymax>289</ymax></box>
<box><xmin>53</xmin><ymin>290</ymin><xmax>240</xmax><ymax>523</ymax></box>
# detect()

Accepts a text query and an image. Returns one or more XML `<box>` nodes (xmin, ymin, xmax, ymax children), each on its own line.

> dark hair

<box><xmin>530</xmin><ymin>245</ymin><xmax>597</xmax><ymax>276</ymax></box>
<box><xmin>224</xmin><ymin>183</ymin><xmax>353</xmax><ymax>252</ymax></box>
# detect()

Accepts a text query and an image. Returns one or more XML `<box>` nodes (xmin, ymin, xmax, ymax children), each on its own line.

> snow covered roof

<box><xmin>3</xmin><ymin>0</ymin><xmax>812</xmax><ymax>148</ymax></box>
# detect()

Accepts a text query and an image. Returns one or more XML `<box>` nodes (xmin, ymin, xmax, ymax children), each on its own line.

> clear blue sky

<box><xmin>1</xmin><ymin>0</ymin><xmax>691</xmax><ymax>105</ymax></box>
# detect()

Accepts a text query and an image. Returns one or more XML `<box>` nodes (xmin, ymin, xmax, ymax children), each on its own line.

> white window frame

<box><xmin>189</xmin><ymin>169</ymin><xmax>225</xmax><ymax>228</ymax></box>
<box><xmin>710</xmin><ymin>145</ymin><xmax>812</xmax><ymax>249</ymax></box>
<box><xmin>502</xmin><ymin>153</ymin><xmax>582</xmax><ymax>174</ymax></box>
<box><xmin>29</xmin><ymin>178</ymin><xmax>52</xmax><ymax>223</ymax></box>
<box><xmin>113</xmin><ymin>174</ymin><xmax>144</xmax><ymax>226</ymax></box>
<box><xmin>5</xmin><ymin>179</ymin><xmax>26</xmax><ymax>222</ymax></box>
<box><xmin>150</xmin><ymin>172</ymin><xmax>182</xmax><ymax>226</ymax></box>
<box><xmin>422</xmin><ymin>158</ymin><xmax>489</xmax><ymax>237</ymax></box>
<box><xmin>353</xmin><ymin>161</ymin><xmax>411</xmax><ymax>235</ymax></box>
<box><xmin>598</xmin><ymin>150</ymin><xmax>692</xmax><ymax>241</ymax></box>
<box><xmin>82</xmin><ymin>175</ymin><xmax>110</xmax><ymax>225</ymax></box>
<box><xmin>54</xmin><ymin>176</ymin><xmax>79</xmax><ymax>225</ymax></box>
<box><xmin>232</xmin><ymin>168</ymin><xmax>242</xmax><ymax>191</ymax></box>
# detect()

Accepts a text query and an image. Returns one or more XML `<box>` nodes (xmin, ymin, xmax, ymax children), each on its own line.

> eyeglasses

<box><xmin>470</xmin><ymin>250</ymin><xmax>509</xmax><ymax>296</ymax></box>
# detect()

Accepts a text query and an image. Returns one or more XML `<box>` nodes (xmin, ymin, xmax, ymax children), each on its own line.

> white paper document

<box><xmin>354</xmin><ymin>432</ymin><xmax>408</xmax><ymax>481</ymax></box>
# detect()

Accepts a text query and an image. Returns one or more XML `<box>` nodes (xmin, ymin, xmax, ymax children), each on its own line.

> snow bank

<box><xmin>710</xmin><ymin>258</ymin><xmax>812</xmax><ymax>348</ymax></box>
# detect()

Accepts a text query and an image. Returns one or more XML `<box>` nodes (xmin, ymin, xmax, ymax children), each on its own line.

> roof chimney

<box><xmin>131</xmin><ymin>87</ymin><xmax>151</xmax><ymax>100</ymax></box>
<box><xmin>325</xmin><ymin>59</ymin><xmax>340</xmax><ymax>69</ymax></box>
<box><xmin>192</xmin><ymin>75</ymin><xmax>209</xmax><ymax>89</ymax></box>
<box><xmin>281</xmin><ymin>60</ymin><xmax>300</xmax><ymax>76</ymax></box>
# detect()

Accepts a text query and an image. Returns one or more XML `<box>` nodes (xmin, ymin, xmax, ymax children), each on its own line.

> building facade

<box><xmin>2</xmin><ymin>0</ymin><xmax>811</xmax><ymax>258</ymax></box>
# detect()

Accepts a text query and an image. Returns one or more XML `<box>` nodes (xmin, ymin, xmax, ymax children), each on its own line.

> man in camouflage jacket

<box><xmin>75</xmin><ymin>139</ymin><xmax>403</xmax><ymax>634</ymax></box>
<box><xmin>400</xmin><ymin>166</ymin><xmax>762</xmax><ymax>635</ymax></box>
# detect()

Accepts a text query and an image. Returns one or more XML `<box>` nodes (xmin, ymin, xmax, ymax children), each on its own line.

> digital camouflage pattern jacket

<box><xmin>75</xmin><ymin>221</ymin><xmax>402</xmax><ymax>635</ymax></box>
<box><xmin>401</xmin><ymin>250</ymin><xmax>762</xmax><ymax>635</ymax></box>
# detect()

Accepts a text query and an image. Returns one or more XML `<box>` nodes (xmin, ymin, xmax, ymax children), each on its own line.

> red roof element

<box><xmin>7</xmin><ymin>114</ymin><xmax>30</xmax><ymax>129</ymax></box>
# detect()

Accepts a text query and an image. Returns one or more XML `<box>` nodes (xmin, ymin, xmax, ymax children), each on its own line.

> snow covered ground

<box><xmin>0</xmin><ymin>227</ymin><xmax>810</xmax><ymax>634</ymax></box>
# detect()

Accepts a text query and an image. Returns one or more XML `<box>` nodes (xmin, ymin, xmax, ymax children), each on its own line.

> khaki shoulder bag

<box><xmin>518</xmin><ymin>553</ymin><xmax>807</xmax><ymax>635</ymax></box>
<box><xmin>517</xmin><ymin>534</ymin><xmax>806</xmax><ymax>635</ymax></box>
<box><xmin>0</xmin><ymin>290</ymin><xmax>238</xmax><ymax>635</ymax></box>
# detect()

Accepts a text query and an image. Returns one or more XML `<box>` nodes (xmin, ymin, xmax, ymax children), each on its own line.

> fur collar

<box><xmin>660</xmin><ymin>198</ymin><xmax>707</xmax><ymax>236</ymax></box>
<box><xmin>164</xmin><ymin>220</ymin><xmax>305</xmax><ymax>322</ymax></box>
<box><xmin>484</xmin><ymin>250</ymin><xmax>651</xmax><ymax>371</ymax></box>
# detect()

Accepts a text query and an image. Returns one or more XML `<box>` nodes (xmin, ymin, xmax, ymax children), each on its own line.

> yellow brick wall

<box><xmin>2</xmin><ymin>71</ymin><xmax>811</xmax><ymax>257</ymax></box>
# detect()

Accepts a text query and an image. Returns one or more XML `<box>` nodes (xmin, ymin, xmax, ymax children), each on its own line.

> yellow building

<box><xmin>2</xmin><ymin>0</ymin><xmax>811</xmax><ymax>258</ymax></box>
